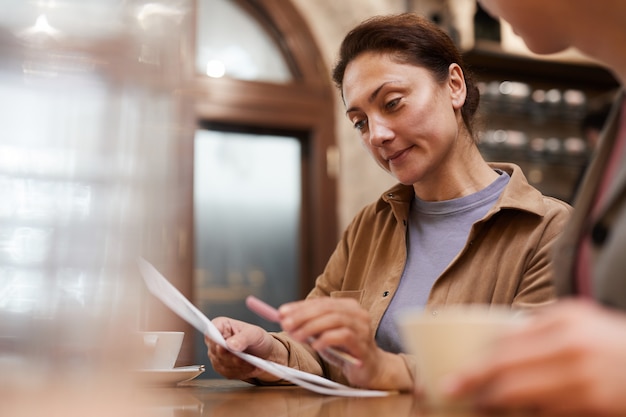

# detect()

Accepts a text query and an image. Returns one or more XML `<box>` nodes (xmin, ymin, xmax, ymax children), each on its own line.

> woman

<box><xmin>206</xmin><ymin>13</ymin><xmax>571</xmax><ymax>392</ymax></box>
<box><xmin>443</xmin><ymin>1</ymin><xmax>626</xmax><ymax>414</ymax></box>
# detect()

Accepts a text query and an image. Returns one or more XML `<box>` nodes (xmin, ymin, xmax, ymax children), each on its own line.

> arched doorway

<box><xmin>188</xmin><ymin>0</ymin><xmax>338</xmax><ymax>373</ymax></box>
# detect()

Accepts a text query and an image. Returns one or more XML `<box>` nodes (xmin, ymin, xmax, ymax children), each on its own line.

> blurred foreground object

<box><xmin>0</xmin><ymin>0</ymin><xmax>193</xmax><ymax>414</ymax></box>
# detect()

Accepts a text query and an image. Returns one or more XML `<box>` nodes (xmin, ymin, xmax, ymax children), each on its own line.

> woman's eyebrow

<box><xmin>345</xmin><ymin>81</ymin><xmax>396</xmax><ymax>114</ymax></box>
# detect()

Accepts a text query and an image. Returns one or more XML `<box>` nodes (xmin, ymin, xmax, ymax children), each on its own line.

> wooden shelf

<box><xmin>463</xmin><ymin>41</ymin><xmax>619</xmax><ymax>92</ymax></box>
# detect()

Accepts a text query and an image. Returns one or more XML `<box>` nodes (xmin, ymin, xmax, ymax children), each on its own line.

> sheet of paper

<box><xmin>137</xmin><ymin>258</ymin><xmax>391</xmax><ymax>397</ymax></box>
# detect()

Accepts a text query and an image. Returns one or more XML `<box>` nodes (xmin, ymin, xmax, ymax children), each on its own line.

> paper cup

<box><xmin>398</xmin><ymin>306</ymin><xmax>522</xmax><ymax>408</ymax></box>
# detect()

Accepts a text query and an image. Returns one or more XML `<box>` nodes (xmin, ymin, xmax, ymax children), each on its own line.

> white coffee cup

<box><xmin>397</xmin><ymin>305</ymin><xmax>522</xmax><ymax>408</ymax></box>
<box><xmin>138</xmin><ymin>331</ymin><xmax>184</xmax><ymax>370</ymax></box>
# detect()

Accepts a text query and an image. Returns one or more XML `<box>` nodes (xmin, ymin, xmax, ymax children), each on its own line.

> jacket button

<box><xmin>387</xmin><ymin>193</ymin><xmax>394</xmax><ymax>199</ymax></box>
<box><xmin>591</xmin><ymin>223</ymin><xmax>608</xmax><ymax>246</ymax></box>
<box><xmin>383</xmin><ymin>291</ymin><xmax>390</xmax><ymax>297</ymax></box>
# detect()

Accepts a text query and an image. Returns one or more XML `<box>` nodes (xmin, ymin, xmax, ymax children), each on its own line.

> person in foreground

<box><xmin>206</xmin><ymin>13</ymin><xmax>571</xmax><ymax>392</ymax></box>
<box><xmin>443</xmin><ymin>1</ymin><xmax>626</xmax><ymax>415</ymax></box>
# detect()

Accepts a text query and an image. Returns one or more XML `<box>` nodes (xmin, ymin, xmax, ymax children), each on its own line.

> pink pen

<box><xmin>245</xmin><ymin>295</ymin><xmax>361</xmax><ymax>367</ymax></box>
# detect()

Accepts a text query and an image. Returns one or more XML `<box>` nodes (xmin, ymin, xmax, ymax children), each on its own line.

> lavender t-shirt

<box><xmin>375</xmin><ymin>170</ymin><xmax>510</xmax><ymax>353</ymax></box>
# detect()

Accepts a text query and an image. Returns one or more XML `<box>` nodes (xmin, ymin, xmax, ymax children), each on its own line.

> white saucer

<box><xmin>134</xmin><ymin>365</ymin><xmax>205</xmax><ymax>386</ymax></box>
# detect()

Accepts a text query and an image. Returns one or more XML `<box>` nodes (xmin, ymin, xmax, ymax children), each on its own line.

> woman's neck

<box><xmin>412</xmin><ymin>146</ymin><xmax>498</xmax><ymax>202</ymax></box>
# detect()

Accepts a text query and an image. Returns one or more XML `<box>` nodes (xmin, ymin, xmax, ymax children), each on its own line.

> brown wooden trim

<box><xmin>234</xmin><ymin>0</ymin><xmax>332</xmax><ymax>86</ymax></box>
<box><xmin>194</xmin><ymin>77</ymin><xmax>329</xmax><ymax>127</ymax></box>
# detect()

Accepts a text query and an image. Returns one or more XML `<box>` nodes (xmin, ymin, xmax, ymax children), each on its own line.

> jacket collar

<box><xmin>375</xmin><ymin>162</ymin><xmax>550</xmax><ymax>221</ymax></box>
<box><xmin>489</xmin><ymin>162</ymin><xmax>549</xmax><ymax>217</ymax></box>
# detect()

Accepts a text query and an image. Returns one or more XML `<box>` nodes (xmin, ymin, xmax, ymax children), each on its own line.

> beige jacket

<box><xmin>271</xmin><ymin>162</ymin><xmax>572</xmax><ymax>386</ymax></box>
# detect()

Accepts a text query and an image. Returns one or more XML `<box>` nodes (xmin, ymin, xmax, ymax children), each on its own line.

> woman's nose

<box><xmin>368</xmin><ymin>117</ymin><xmax>394</xmax><ymax>147</ymax></box>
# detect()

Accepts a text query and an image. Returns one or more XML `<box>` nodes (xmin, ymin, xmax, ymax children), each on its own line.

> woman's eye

<box><xmin>353</xmin><ymin>119</ymin><xmax>367</xmax><ymax>131</ymax></box>
<box><xmin>385</xmin><ymin>98</ymin><xmax>400</xmax><ymax>110</ymax></box>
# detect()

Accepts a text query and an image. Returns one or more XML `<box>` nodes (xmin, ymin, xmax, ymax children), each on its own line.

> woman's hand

<box><xmin>205</xmin><ymin>317</ymin><xmax>286</xmax><ymax>382</ymax></box>
<box><xmin>442</xmin><ymin>299</ymin><xmax>626</xmax><ymax>415</ymax></box>
<box><xmin>278</xmin><ymin>297</ymin><xmax>413</xmax><ymax>391</ymax></box>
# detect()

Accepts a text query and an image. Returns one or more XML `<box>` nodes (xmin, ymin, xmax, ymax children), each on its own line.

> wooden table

<box><xmin>135</xmin><ymin>379</ymin><xmax>532</xmax><ymax>417</ymax></box>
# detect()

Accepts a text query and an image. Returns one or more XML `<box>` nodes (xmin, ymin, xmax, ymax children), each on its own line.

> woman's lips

<box><xmin>386</xmin><ymin>147</ymin><xmax>411</xmax><ymax>162</ymax></box>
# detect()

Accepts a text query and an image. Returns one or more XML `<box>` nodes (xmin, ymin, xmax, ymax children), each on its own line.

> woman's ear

<box><xmin>448</xmin><ymin>63</ymin><xmax>467</xmax><ymax>110</ymax></box>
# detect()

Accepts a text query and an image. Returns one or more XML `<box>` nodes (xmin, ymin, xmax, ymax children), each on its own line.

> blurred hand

<box><xmin>205</xmin><ymin>317</ymin><xmax>284</xmax><ymax>382</ymax></box>
<box><xmin>442</xmin><ymin>299</ymin><xmax>626</xmax><ymax>415</ymax></box>
<box><xmin>279</xmin><ymin>297</ymin><xmax>412</xmax><ymax>391</ymax></box>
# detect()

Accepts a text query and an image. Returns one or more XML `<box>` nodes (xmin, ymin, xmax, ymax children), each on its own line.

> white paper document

<box><xmin>137</xmin><ymin>258</ymin><xmax>391</xmax><ymax>397</ymax></box>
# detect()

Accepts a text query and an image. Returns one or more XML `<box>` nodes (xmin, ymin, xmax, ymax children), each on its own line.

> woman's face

<box><xmin>478</xmin><ymin>0</ymin><xmax>570</xmax><ymax>55</ymax></box>
<box><xmin>342</xmin><ymin>52</ymin><xmax>466</xmax><ymax>186</ymax></box>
